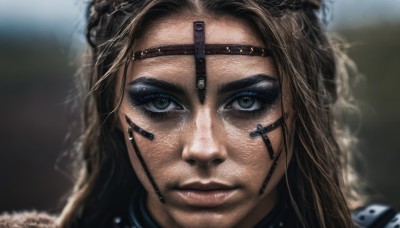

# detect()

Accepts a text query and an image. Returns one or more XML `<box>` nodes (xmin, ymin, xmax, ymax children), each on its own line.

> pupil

<box><xmin>153</xmin><ymin>98</ymin><xmax>170</xmax><ymax>109</ymax></box>
<box><xmin>238</xmin><ymin>97</ymin><xmax>255</xmax><ymax>109</ymax></box>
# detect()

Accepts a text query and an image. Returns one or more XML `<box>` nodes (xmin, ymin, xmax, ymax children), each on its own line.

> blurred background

<box><xmin>0</xmin><ymin>0</ymin><xmax>399</xmax><ymax>213</ymax></box>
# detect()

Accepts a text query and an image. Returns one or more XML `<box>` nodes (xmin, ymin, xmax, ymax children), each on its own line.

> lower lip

<box><xmin>176</xmin><ymin>189</ymin><xmax>237</xmax><ymax>207</ymax></box>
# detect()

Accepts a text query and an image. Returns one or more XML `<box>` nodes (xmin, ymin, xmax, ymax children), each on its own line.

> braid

<box><xmin>256</xmin><ymin>0</ymin><xmax>321</xmax><ymax>11</ymax></box>
<box><xmin>86</xmin><ymin>0</ymin><xmax>147</xmax><ymax>49</ymax></box>
<box><xmin>87</xmin><ymin>1</ymin><xmax>112</xmax><ymax>49</ymax></box>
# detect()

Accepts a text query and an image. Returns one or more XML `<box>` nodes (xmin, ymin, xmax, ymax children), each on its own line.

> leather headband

<box><xmin>131</xmin><ymin>21</ymin><xmax>271</xmax><ymax>103</ymax></box>
<box><xmin>132</xmin><ymin>44</ymin><xmax>271</xmax><ymax>61</ymax></box>
<box><xmin>193</xmin><ymin>21</ymin><xmax>206</xmax><ymax>103</ymax></box>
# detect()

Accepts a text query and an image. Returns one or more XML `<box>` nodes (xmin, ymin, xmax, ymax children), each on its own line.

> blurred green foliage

<box><xmin>338</xmin><ymin>23</ymin><xmax>400</xmax><ymax>204</ymax></box>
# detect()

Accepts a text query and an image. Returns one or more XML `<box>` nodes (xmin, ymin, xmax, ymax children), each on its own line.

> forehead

<box><xmin>129</xmin><ymin>12</ymin><xmax>276</xmax><ymax>86</ymax></box>
<box><xmin>134</xmin><ymin>13</ymin><xmax>265</xmax><ymax>50</ymax></box>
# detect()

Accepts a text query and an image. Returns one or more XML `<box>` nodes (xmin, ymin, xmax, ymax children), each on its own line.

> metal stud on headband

<box><xmin>132</xmin><ymin>21</ymin><xmax>272</xmax><ymax>103</ymax></box>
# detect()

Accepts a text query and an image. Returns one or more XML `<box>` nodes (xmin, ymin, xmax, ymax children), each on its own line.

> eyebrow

<box><xmin>128</xmin><ymin>77</ymin><xmax>185</xmax><ymax>95</ymax></box>
<box><xmin>218</xmin><ymin>74</ymin><xmax>277</xmax><ymax>94</ymax></box>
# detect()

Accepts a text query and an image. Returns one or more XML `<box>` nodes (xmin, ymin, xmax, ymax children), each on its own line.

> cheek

<box><xmin>221</xmin><ymin>109</ymin><xmax>284</xmax><ymax>161</ymax></box>
<box><xmin>224</xmin><ymin>122</ymin><xmax>284</xmax><ymax>172</ymax></box>
<box><xmin>121</xmin><ymin>99</ymin><xmax>289</xmax><ymax>198</ymax></box>
<box><xmin>217</xmin><ymin>117</ymin><xmax>285</xmax><ymax>195</ymax></box>
<box><xmin>124</xmin><ymin>125</ymin><xmax>184</xmax><ymax>187</ymax></box>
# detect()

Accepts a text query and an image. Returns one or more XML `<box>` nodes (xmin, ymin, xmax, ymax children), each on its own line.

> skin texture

<box><xmin>118</xmin><ymin>13</ymin><xmax>292</xmax><ymax>227</ymax></box>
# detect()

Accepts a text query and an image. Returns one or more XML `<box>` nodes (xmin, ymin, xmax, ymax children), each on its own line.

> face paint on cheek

<box><xmin>250</xmin><ymin>116</ymin><xmax>285</xmax><ymax>159</ymax></box>
<box><xmin>259</xmin><ymin>152</ymin><xmax>281</xmax><ymax>195</ymax></box>
<box><xmin>249</xmin><ymin>114</ymin><xmax>287</xmax><ymax>195</ymax></box>
<box><xmin>125</xmin><ymin>115</ymin><xmax>165</xmax><ymax>203</ymax></box>
<box><xmin>125</xmin><ymin>116</ymin><xmax>155</xmax><ymax>140</ymax></box>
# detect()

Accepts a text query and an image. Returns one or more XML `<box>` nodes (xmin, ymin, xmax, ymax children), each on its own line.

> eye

<box><xmin>237</xmin><ymin>96</ymin><xmax>256</xmax><ymax>109</ymax></box>
<box><xmin>226</xmin><ymin>95</ymin><xmax>263</xmax><ymax>111</ymax></box>
<box><xmin>144</xmin><ymin>97</ymin><xmax>181</xmax><ymax>112</ymax></box>
<box><xmin>151</xmin><ymin>98</ymin><xmax>171</xmax><ymax>110</ymax></box>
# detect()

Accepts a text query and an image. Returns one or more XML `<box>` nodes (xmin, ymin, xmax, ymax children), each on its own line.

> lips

<box><xmin>175</xmin><ymin>182</ymin><xmax>238</xmax><ymax>207</ymax></box>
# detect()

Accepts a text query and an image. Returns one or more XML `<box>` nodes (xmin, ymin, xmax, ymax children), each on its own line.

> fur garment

<box><xmin>0</xmin><ymin>211</ymin><xmax>56</xmax><ymax>228</ymax></box>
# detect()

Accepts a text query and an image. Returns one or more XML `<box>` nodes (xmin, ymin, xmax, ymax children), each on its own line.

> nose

<box><xmin>182</xmin><ymin>108</ymin><xmax>227</xmax><ymax>166</ymax></box>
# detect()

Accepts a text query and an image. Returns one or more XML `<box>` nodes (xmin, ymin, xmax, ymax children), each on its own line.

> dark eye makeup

<box><xmin>127</xmin><ymin>84</ymin><xmax>184</xmax><ymax>120</ymax></box>
<box><xmin>126</xmin><ymin>77</ymin><xmax>280</xmax><ymax>120</ymax></box>
<box><xmin>223</xmin><ymin>85</ymin><xmax>280</xmax><ymax>117</ymax></box>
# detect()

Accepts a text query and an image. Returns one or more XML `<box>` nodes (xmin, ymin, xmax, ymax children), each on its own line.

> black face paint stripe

<box><xmin>257</xmin><ymin>124</ymin><xmax>275</xmax><ymax>160</ymax></box>
<box><xmin>250</xmin><ymin>116</ymin><xmax>284</xmax><ymax>138</ymax></box>
<box><xmin>125</xmin><ymin>116</ymin><xmax>154</xmax><ymax>140</ymax></box>
<box><xmin>125</xmin><ymin>115</ymin><xmax>164</xmax><ymax>203</ymax></box>
<box><xmin>250</xmin><ymin>116</ymin><xmax>285</xmax><ymax>160</ymax></box>
<box><xmin>249</xmin><ymin>114</ymin><xmax>288</xmax><ymax>195</ymax></box>
<box><xmin>259</xmin><ymin>151</ymin><xmax>281</xmax><ymax>195</ymax></box>
<box><xmin>194</xmin><ymin>21</ymin><xmax>206</xmax><ymax>103</ymax></box>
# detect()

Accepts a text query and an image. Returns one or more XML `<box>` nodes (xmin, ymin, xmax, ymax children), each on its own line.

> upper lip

<box><xmin>177</xmin><ymin>182</ymin><xmax>236</xmax><ymax>191</ymax></box>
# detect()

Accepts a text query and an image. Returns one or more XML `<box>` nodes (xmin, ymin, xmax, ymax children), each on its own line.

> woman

<box><xmin>55</xmin><ymin>0</ymin><xmax>365</xmax><ymax>227</ymax></box>
<box><xmin>0</xmin><ymin>0</ymin><xmax>376</xmax><ymax>227</ymax></box>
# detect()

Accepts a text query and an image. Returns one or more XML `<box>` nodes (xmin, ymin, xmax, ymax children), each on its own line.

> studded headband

<box><xmin>131</xmin><ymin>21</ymin><xmax>272</xmax><ymax>103</ymax></box>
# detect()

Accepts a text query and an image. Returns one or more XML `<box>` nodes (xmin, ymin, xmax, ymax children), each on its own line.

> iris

<box><xmin>152</xmin><ymin>98</ymin><xmax>171</xmax><ymax>110</ymax></box>
<box><xmin>238</xmin><ymin>97</ymin><xmax>255</xmax><ymax>109</ymax></box>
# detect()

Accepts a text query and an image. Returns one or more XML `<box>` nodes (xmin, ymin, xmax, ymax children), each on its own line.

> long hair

<box><xmin>57</xmin><ymin>0</ymin><xmax>364</xmax><ymax>227</ymax></box>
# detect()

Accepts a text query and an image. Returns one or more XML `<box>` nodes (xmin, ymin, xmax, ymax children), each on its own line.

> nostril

<box><xmin>214</xmin><ymin>159</ymin><xmax>223</xmax><ymax>165</ymax></box>
<box><xmin>187</xmin><ymin>159</ymin><xmax>196</xmax><ymax>166</ymax></box>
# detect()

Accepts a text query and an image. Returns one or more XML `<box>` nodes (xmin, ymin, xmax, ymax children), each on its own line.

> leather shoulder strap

<box><xmin>352</xmin><ymin>204</ymin><xmax>400</xmax><ymax>228</ymax></box>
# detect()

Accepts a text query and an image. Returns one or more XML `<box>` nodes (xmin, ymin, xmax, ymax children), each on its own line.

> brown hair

<box><xmin>57</xmin><ymin>0</ymin><xmax>363</xmax><ymax>227</ymax></box>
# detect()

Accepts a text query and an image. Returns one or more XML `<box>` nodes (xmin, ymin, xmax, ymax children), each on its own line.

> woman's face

<box><xmin>118</xmin><ymin>13</ymin><xmax>291</xmax><ymax>227</ymax></box>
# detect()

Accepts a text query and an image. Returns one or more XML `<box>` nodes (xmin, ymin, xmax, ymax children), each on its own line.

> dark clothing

<box><xmin>1</xmin><ymin>200</ymin><xmax>399</xmax><ymax>227</ymax></box>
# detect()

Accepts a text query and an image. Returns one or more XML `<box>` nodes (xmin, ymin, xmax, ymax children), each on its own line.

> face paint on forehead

<box><xmin>132</xmin><ymin>21</ymin><xmax>272</xmax><ymax>103</ymax></box>
<box><xmin>125</xmin><ymin>115</ymin><xmax>165</xmax><ymax>203</ymax></box>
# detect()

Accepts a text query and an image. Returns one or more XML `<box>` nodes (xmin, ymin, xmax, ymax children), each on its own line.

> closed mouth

<box><xmin>175</xmin><ymin>182</ymin><xmax>238</xmax><ymax>207</ymax></box>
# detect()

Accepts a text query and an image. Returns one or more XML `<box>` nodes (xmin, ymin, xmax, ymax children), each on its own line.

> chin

<box><xmin>169</xmin><ymin>210</ymin><xmax>243</xmax><ymax>228</ymax></box>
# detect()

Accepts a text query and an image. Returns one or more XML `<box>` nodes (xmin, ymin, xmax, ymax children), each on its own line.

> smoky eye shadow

<box><xmin>126</xmin><ymin>78</ymin><xmax>187</xmax><ymax>108</ymax></box>
<box><xmin>249</xmin><ymin>85</ymin><xmax>280</xmax><ymax>105</ymax></box>
<box><xmin>230</xmin><ymin>81</ymin><xmax>280</xmax><ymax>106</ymax></box>
<box><xmin>126</xmin><ymin>84</ymin><xmax>161</xmax><ymax>106</ymax></box>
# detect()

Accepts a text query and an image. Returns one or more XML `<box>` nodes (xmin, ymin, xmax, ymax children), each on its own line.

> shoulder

<box><xmin>0</xmin><ymin>211</ymin><xmax>57</xmax><ymax>228</ymax></box>
<box><xmin>352</xmin><ymin>204</ymin><xmax>400</xmax><ymax>228</ymax></box>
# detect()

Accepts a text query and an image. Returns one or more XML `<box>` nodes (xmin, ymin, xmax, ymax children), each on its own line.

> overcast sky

<box><xmin>0</xmin><ymin>0</ymin><xmax>399</xmax><ymax>40</ymax></box>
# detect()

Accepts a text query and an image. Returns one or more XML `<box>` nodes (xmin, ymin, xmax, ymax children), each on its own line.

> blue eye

<box><xmin>226</xmin><ymin>94</ymin><xmax>263</xmax><ymax>111</ymax></box>
<box><xmin>143</xmin><ymin>97</ymin><xmax>181</xmax><ymax>112</ymax></box>
<box><xmin>237</xmin><ymin>96</ymin><xmax>256</xmax><ymax>109</ymax></box>
<box><xmin>151</xmin><ymin>98</ymin><xmax>171</xmax><ymax>110</ymax></box>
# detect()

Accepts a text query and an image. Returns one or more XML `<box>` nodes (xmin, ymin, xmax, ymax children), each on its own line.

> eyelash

<box><xmin>129</xmin><ymin>91</ymin><xmax>278</xmax><ymax>120</ymax></box>
<box><xmin>224</xmin><ymin>91</ymin><xmax>276</xmax><ymax>117</ymax></box>
<box><xmin>130</xmin><ymin>93</ymin><xmax>184</xmax><ymax>120</ymax></box>
<box><xmin>142</xmin><ymin>109</ymin><xmax>170</xmax><ymax>120</ymax></box>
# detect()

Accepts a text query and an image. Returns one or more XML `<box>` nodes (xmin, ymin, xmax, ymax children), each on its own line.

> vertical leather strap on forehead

<box><xmin>194</xmin><ymin>21</ymin><xmax>206</xmax><ymax>103</ymax></box>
